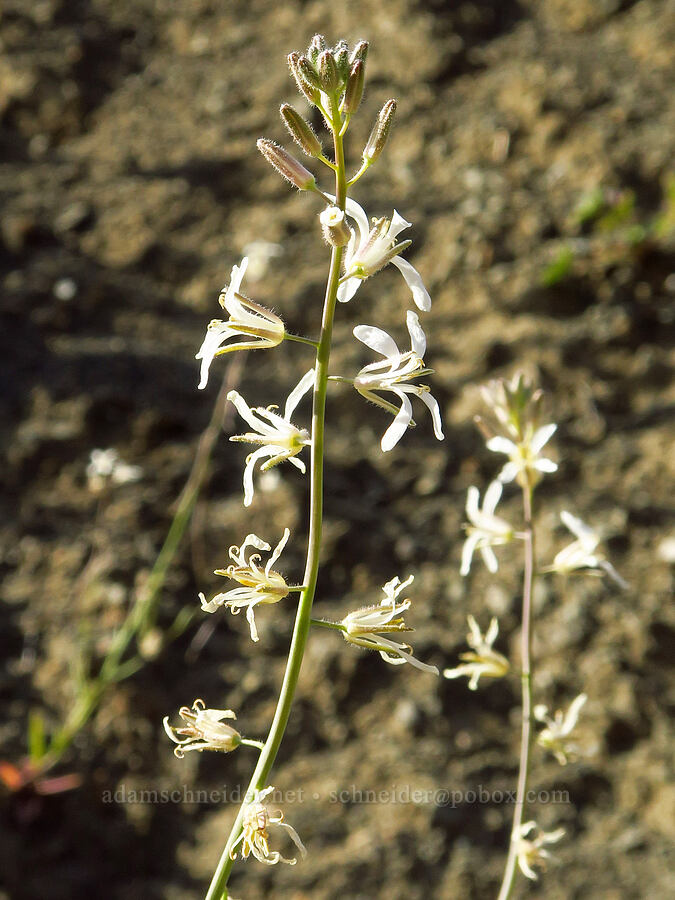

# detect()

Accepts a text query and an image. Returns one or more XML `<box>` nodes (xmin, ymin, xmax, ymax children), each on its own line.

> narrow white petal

<box><xmin>381</xmin><ymin>392</ymin><xmax>412</xmax><ymax>452</ymax></box>
<box><xmin>344</xmin><ymin>196</ymin><xmax>370</xmax><ymax>243</ymax></box>
<box><xmin>535</xmin><ymin>457</ymin><xmax>558</xmax><ymax>473</ymax></box>
<box><xmin>466</xmin><ymin>486</ymin><xmax>480</xmax><ymax>519</ymax></box>
<box><xmin>245</xmin><ymin>604</ymin><xmax>259</xmax><ymax>642</ymax></box>
<box><xmin>284</xmin><ymin>369</ymin><xmax>315</xmax><ymax>420</ymax></box>
<box><xmin>498</xmin><ymin>461</ymin><xmax>520</xmax><ymax>483</ymax></box>
<box><xmin>417</xmin><ymin>390</ymin><xmax>444</xmax><ymax>440</ymax></box>
<box><xmin>353</xmin><ymin>324</ymin><xmax>400</xmax><ymax>359</ymax></box>
<box><xmin>483</xmin><ymin>480</ymin><xmax>503</xmax><ymax>516</ymax></box>
<box><xmin>531</xmin><ymin>423</ymin><xmax>556</xmax><ymax>453</ymax></box>
<box><xmin>486</xmin><ymin>436</ymin><xmax>516</xmax><ymax>455</ymax></box>
<box><xmin>287</xmin><ymin>456</ymin><xmax>307</xmax><ymax>473</ymax></box>
<box><xmin>390</xmin><ymin>256</ymin><xmax>431</xmax><ymax>311</ymax></box>
<box><xmin>405</xmin><ymin>309</ymin><xmax>427</xmax><ymax>357</ymax></box>
<box><xmin>268</xmin><ymin>527</ymin><xmax>290</xmax><ymax>572</ymax></box>
<box><xmin>480</xmin><ymin>545</ymin><xmax>499</xmax><ymax>573</ymax></box>
<box><xmin>460</xmin><ymin>533</ymin><xmax>480</xmax><ymax>576</ymax></box>
<box><xmin>239</xmin><ymin>534</ymin><xmax>271</xmax><ymax>556</ymax></box>
<box><xmin>563</xmin><ymin>693</ymin><xmax>587</xmax><ymax>733</ymax></box>
<box><xmin>485</xmin><ymin>617</ymin><xmax>499</xmax><ymax>646</ymax></box>
<box><xmin>230</xmin><ymin>256</ymin><xmax>249</xmax><ymax>294</ymax></box>
<box><xmin>196</xmin><ymin>323</ymin><xmax>231</xmax><ymax>389</ymax></box>
<box><xmin>337</xmin><ymin>276</ymin><xmax>361</xmax><ymax>303</ymax></box>
<box><xmin>243</xmin><ymin>447</ymin><xmax>271</xmax><ymax>506</ymax></box>
<box><xmin>387</xmin><ymin>209</ymin><xmax>412</xmax><ymax>240</ymax></box>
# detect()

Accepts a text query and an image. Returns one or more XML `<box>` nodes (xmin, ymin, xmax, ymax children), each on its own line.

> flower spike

<box><xmin>227</xmin><ymin>371</ymin><xmax>313</xmax><ymax>506</ymax></box>
<box><xmin>353</xmin><ymin>310</ymin><xmax>443</xmax><ymax>451</ymax></box>
<box><xmin>196</xmin><ymin>257</ymin><xmax>285</xmax><ymax>390</ymax></box>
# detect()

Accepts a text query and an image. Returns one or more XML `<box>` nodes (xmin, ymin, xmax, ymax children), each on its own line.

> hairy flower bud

<box><xmin>318</xmin><ymin>49</ymin><xmax>339</xmax><ymax>92</ymax></box>
<box><xmin>350</xmin><ymin>40</ymin><xmax>369</xmax><ymax>67</ymax></box>
<box><xmin>333</xmin><ymin>40</ymin><xmax>350</xmax><ymax>81</ymax></box>
<box><xmin>363</xmin><ymin>99</ymin><xmax>397</xmax><ymax>163</ymax></box>
<box><xmin>280</xmin><ymin>104</ymin><xmax>322</xmax><ymax>157</ymax></box>
<box><xmin>297</xmin><ymin>55</ymin><xmax>322</xmax><ymax>90</ymax></box>
<box><xmin>288</xmin><ymin>52</ymin><xmax>319</xmax><ymax>105</ymax></box>
<box><xmin>307</xmin><ymin>33</ymin><xmax>325</xmax><ymax>64</ymax></box>
<box><xmin>320</xmin><ymin>206</ymin><xmax>351</xmax><ymax>247</ymax></box>
<box><xmin>257</xmin><ymin>139</ymin><xmax>316</xmax><ymax>191</ymax></box>
<box><xmin>343</xmin><ymin>60</ymin><xmax>365</xmax><ymax>115</ymax></box>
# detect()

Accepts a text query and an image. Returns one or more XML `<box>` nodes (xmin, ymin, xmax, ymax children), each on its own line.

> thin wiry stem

<box><xmin>205</xmin><ymin>95</ymin><xmax>347</xmax><ymax>900</ymax></box>
<box><xmin>497</xmin><ymin>483</ymin><xmax>535</xmax><ymax>900</ymax></box>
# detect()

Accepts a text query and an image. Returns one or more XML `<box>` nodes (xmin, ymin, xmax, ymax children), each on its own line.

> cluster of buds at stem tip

<box><xmin>288</xmin><ymin>36</ymin><xmax>368</xmax><ymax>109</ymax></box>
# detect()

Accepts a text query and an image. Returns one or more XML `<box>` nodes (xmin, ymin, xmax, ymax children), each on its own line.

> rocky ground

<box><xmin>1</xmin><ymin>0</ymin><xmax>674</xmax><ymax>898</ymax></box>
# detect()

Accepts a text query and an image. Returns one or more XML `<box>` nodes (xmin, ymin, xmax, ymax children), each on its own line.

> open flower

<box><xmin>228</xmin><ymin>370</ymin><xmax>313</xmax><ymax>506</ymax></box>
<box><xmin>230</xmin><ymin>786</ymin><xmax>307</xmax><ymax>867</ymax></box>
<box><xmin>460</xmin><ymin>481</ymin><xmax>515</xmax><ymax>575</ymax></box>
<box><xmin>339</xmin><ymin>575</ymin><xmax>439</xmax><ymax>674</ymax></box>
<box><xmin>352</xmin><ymin>310</ymin><xmax>443</xmax><ymax>451</ymax></box>
<box><xmin>443</xmin><ymin>615</ymin><xmax>509</xmax><ymax>690</ymax></box>
<box><xmin>163</xmin><ymin>699</ymin><xmax>243</xmax><ymax>758</ymax></box>
<box><xmin>534</xmin><ymin>693</ymin><xmax>587</xmax><ymax>765</ymax></box>
<box><xmin>196</xmin><ymin>257</ymin><xmax>284</xmax><ymax>389</ymax></box>
<box><xmin>334</xmin><ymin>197</ymin><xmax>431</xmax><ymax>310</ymax></box>
<box><xmin>515</xmin><ymin>821</ymin><xmax>565</xmax><ymax>880</ymax></box>
<box><xmin>486</xmin><ymin>423</ymin><xmax>558</xmax><ymax>487</ymax></box>
<box><xmin>543</xmin><ymin>511</ymin><xmax>628</xmax><ymax>588</ymax></box>
<box><xmin>200</xmin><ymin>529</ymin><xmax>300</xmax><ymax>642</ymax></box>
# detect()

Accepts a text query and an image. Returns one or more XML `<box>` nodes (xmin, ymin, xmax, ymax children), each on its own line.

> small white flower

<box><xmin>534</xmin><ymin>693</ymin><xmax>587</xmax><ymax>765</ymax></box>
<box><xmin>196</xmin><ymin>257</ymin><xmax>284</xmax><ymax>390</ymax></box>
<box><xmin>340</xmin><ymin>575</ymin><xmax>439</xmax><ymax>674</ymax></box>
<box><xmin>515</xmin><ymin>821</ymin><xmax>565</xmax><ymax>880</ymax></box>
<box><xmin>352</xmin><ymin>310</ymin><xmax>444</xmax><ymax>451</ymax></box>
<box><xmin>200</xmin><ymin>529</ymin><xmax>298</xmax><ymax>642</ymax></box>
<box><xmin>544</xmin><ymin>511</ymin><xmax>628</xmax><ymax>588</ymax></box>
<box><xmin>460</xmin><ymin>481</ymin><xmax>515</xmax><ymax>575</ymax></box>
<box><xmin>486</xmin><ymin>423</ymin><xmax>558</xmax><ymax>486</ymax></box>
<box><xmin>163</xmin><ymin>699</ymin><xmax>241</xmax><ymax>758</ymax></box>
<box><xmin>228</xmin><ymin>370</ymin><xmax>313</xmax><ymax>506</ymax></box>
<box><xmin>334</xmin><ymin>196</ymin><xmax>431</xmax><ymax>310</ymax></box>
<box><xmin>443</xmin><ymin>615</ymin><xmax>509</xmax><ymax>690</ymax></box>
<box><xmin>86</xmin><ymin>448</ymin><xmax>142</xmax><ymax>492</ymax></box>
<box><xmin>230</xmin><ymin>786</ymin><xmax>307</xmax><ymax>867</ymax></box>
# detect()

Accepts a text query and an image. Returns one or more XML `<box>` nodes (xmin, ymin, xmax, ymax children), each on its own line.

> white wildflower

<box><xmin>332</xmin><ymin>196</ymin><xmax>431</xmax><ymax>310</ymax></box>
<box><xmin>230</xmin><ymin>786</ymin><xmax>307</xmax><ymax>867</ymax></box>
<box><xmin>486</xmin><ymin>424</ymin><xmax>558</xmax><ymax>486</ymax></box>
<box><xmin>353</xmin><ymin>310</ymin><xmax>444</xmax><ymax>451</ymax></box>
<box><xmin>86</xmin><ymin>448</ymin><xmax>142</xmax><ymax>492</ymax></box>
<box><xmin>443</xmin><ymin>615</ymin><xmax>509</xmax><ymax>690</ymax></box>
<box><xmin>460</xmin><ymin>481</ymin><xmax>515</xmax><ymax>576</ymax></box>
<box><xmin>200</xmin><ymin>529</ymin><xmax>299</xmax><ymax>642</ymax></box>
<box><xmin>340</xmin><ymin>575</ymin><xmax>439</xmax><ymax>674</ymax></box>
<box><xmin>163</xmin><ymin>699</ymin><xmax>241</xmax><ymax>758</ymax></box>
<box><xmin>544</xmin><ymin>511</ymin><xmax>627</xmax><ymax>588</ymax></box>
<box><xmin>514</xmin><ymin>821</ymin><xmax>565</xmax><ymax>880</ymax></box>
<box><xmin>534</xmin><ymin>693</ymin><xmax>587</xmax><ymax>765</ymax></box>
<box><xmin>196</xmin><ymin>257</ymin><xmax>284</xmax><ymax>389</ymax></box>
<box><xmin>228</xmin><ymin>370</ymin><xmax>313</xmax><ymax>506</ymax></box>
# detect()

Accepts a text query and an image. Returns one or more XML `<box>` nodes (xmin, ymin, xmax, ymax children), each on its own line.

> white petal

<box><xmin>243</xmin><ymin>447</ymin><xmax>271</xmax><ymax>506</ymax></box>
<box><xmin>337</xmin><ymin>276</ymin><xmax>362</xmax><ymax>303</ymax></box>
<box><xmin>387</xmin><ymin>209</ymin><xmax>412</xmax><ymax>240</ymax></box>
<box><xmin>498</xmin><ymin>461</ymin><xmax>520</xmax><ymax>483</ymax></box>
<box><xmin>460</xmin><ymin>533</ymin><xmax>480</xmax><ymax>576</ymax></box>
<box><xmin>381</xmin><ymin>392</ymin><xmax>412</xmax><ymax>452</ymax></box>
<box><xmin>245</xmin><ymin>604</ymin><xmax>259</xmax><ymax>642</ymax></box>
<box><xmin>534</xmin><ymin>457</ymin><xmax>558</xmax><ymax>473</ymax></box>
<box><xmin>353</xmin><ymin>324</ymin><xmax>400</xmax><ymax>359</ymax></box>
<box><xmin>344</xmin><ymin>197</ymin><xmax>370</xmax><ymax>244</ymax></box>
<box><xmin>417</xmin><ymin>390</ymin><xmax>444</xmax><ymax>440</ymax></box>
<box><xmin>480</xmin><ymin>545</ymin><xmax>499</xmax><ymax>573</ymax></box>
<box><xmin>466</xmin><ymin>486</ymin><xmax>480</xmax><ymax>519</ymax></box>
<box><xmin>196</xmin><ymin>322</ymin><xmax>231</xmax><ymax>389</ymax></box>
<box><xmin>390</xmin><ymin>256</ymin><xmax>431</xmax><ymax>311</ymax></box>
<box><xmin>483</xmin><ymin>480</ymin><xmax>503</xmax><ymax>516</ymax></box>
<box><xmin>230</xmin><ymin>256</ymin><xmax>249</xmax><ymax>294</ymax></box>
<box><xmin>284</xmin><ymin>369</ymin><xmax>315</xmax><ymax>420</ymax></box>
<box><xmin>563</xmin><ymin>693</ymin><xmax>587</xmax><ymax>733</ymax></box>
<box><xmin>531</xmin><ymin>423</ymin><xmax>556</xmax><ymax>454</ymax></box>
<box><xmin>485</xmin><ymin>617</ymin><xmax>499</xmax><ymax>646</ymax></box>
<box><xmin>486</xmin><ymin>436</ymin><xmax>516</xmax><ymax>455</ymax></box>
<box><xmin>267</xmin><ymin>527</ymin><xmax>290</xmax><ymax>572</ymax></box>
<box><xmin>405</xmin><ymin>309</ymin><xmax>427</xmax><ymax>357</ymax></box>
<box><xmin>559</xmin><ymin>510</ymin><xmax>596</xmax><ymax>547</ymax></box>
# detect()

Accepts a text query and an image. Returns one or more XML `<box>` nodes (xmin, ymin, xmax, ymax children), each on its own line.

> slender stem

<box><xmin>497</xmin><ymin>483</ymin><xmax>535</xmax><ymax>900</ymax></box>
<box><xmin>346</xmin><ymin>159</ymin><xmax>370</xmax><ymax>187</ymax></box>
<box><xmin>284</xmin><ymin>332</ymin><xmax>320</xmax><ymax>350</ymax></box>
<box><xmin>205</xmin><ymin>96</ymin><xmax>347</xmax><ymax>900</ymax></box>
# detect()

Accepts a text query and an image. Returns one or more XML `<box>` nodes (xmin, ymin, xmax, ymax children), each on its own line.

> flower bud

<box><xmin>333</xmin><ymin>40</ymin><xmax>350</xmax><ymax>81</ymax></box>
<box><xmin>288</xmin><ymin>52</ymin><xmax>319</xmax><ymax>105</ymax></box>
<box><xmin>298</xmin><ymin>55</ymin><xmax>323</xmax><ymax>90</ymax></box>
<box><xmin>257</xmin><ymin>139</ymin><xmax>316</xmax><ymax>191</ymax></box>
<box><xmin>350</xmin><ymin>40</ymin><xmax>369</xmax><ymax>67</ymax></box>
<box><xmin>318</xmin><ymin>49</ymin><xmax>339</xmax><ymax>93</ymax></box>
<box><xmin>320</xmin><ymin>206</ymin><xmax>351</xmax><ymax>247</ymax></box>
<box><xmin>280</xmin><ymin>104</ymin><xmax>322</xmax><ymax>157</ymax></box>
<box><xmin>363</xmin><ymin>99</ymin><xmax>396</xmax><ymax>163</ymax></box>
<box><xmin>307</xmin><ymin>33</ymin><xmax>326</xmax><ymax>65</ymax></box>
<box><xmin>343</xmin><ymin>60</ymin><xmax>365</xmax><ymax>115</ymax></box>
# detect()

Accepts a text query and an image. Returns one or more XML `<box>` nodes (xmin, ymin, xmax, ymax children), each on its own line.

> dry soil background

<box><xmin>1</xmin><ymin>1</ymin><xmax>674</xmax><ymax>898</ymax></box>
